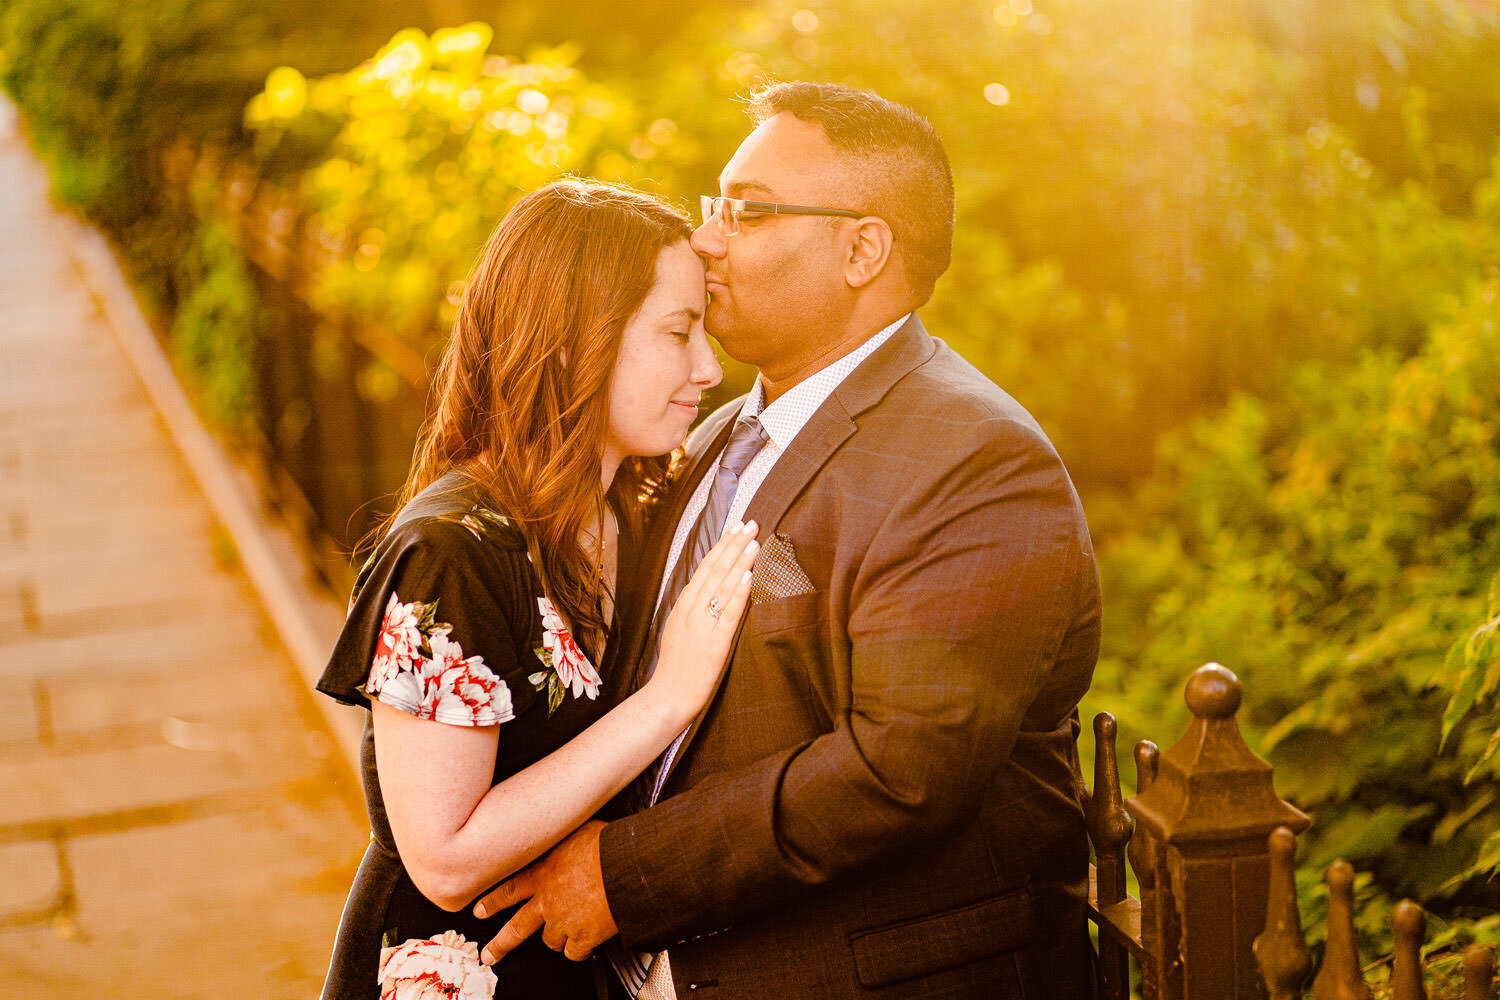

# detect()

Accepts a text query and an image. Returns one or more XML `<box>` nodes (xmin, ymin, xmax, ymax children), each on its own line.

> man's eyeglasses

<box><xmin>699</xmin><ymin>195</ymin><xmax>864</xmax><ymax>236</ymax></box>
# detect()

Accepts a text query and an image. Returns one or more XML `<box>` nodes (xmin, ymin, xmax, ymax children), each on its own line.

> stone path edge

<box><xmin>50</xmin><ymin>212</ymin><xmax>364</xmax><ymax>778</ymax></box>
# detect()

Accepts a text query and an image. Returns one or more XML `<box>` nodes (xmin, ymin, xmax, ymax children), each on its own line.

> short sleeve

<box><xmin>318</xmin><ymin>517</ymin><xmax>533</xmax><ymax>727</ymax></box>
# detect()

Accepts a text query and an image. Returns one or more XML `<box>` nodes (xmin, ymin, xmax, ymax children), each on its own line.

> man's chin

<box><xmin>705</xmin><ymin>314</ymin><xmax>752</xmax><ymax>364</ymax></box>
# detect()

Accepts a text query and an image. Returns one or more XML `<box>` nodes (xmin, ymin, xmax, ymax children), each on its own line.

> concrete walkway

<box><xmin>0</xmin><ymin>102</ymin><xmax>364</xmax><ymax>995</ymax></box>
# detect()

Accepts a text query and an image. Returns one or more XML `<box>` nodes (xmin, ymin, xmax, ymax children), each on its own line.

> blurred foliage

<box><xmin>243</xmin><ymin>25</ymin><xmax>650</xmax><ymax>337</ymax></box>
<box><xmin>5</xmin><ymin>0</ymin><xmax>1500</xmax><ymax>973</ymax></box>
<box><xmin>1094</xmin><ymin>280</ymin><xmax>1500</xmax><ymax>957</ymax></box>
<box><xmin>0</xmin><ymin>0</ymin><xmax>404</xmax><ymax>308</ymax></box>
<box><xmin>169</xmin><ymin>213</ymin><xmax>263</xmax><ymax>436</ymax></box>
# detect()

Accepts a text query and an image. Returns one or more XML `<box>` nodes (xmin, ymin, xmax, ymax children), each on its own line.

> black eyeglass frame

<box><xmin>700</xmin><ymin>195</ymin><xmax>866</xmax><ymax>234</ymax></box>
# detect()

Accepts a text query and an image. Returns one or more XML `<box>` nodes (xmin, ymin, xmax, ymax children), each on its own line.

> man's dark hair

<box><xmin>747</xmin><ymin>81</ymin><xmax>955</xmax><ymax>305</ymax></box>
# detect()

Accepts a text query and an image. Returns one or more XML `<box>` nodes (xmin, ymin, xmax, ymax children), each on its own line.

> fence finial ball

<box><xmin>1393</xmin><ymin>899</ymin><xmax>1425</xmax><ymax>940</ymax></box>
<box><xmin>1327</xmin><ymin>858</ymin><xmax>1356</xmax><ymax>894</ymax></box>
<box><xmin>1185</xmin><ymin>662</ymin><xmax>1241</xmax><ymax>718</ymax></box>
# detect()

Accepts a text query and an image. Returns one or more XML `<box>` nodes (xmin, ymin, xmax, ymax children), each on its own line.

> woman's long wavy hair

<box><xmin>397</xmin><ymin>179</ymin><xmax>693</xmax><ymax>646</ymax></box>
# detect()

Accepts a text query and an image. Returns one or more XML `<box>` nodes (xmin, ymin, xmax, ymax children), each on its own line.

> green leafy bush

<box><xmin>1095</xmin><ymin>278</ymin><xmax>1500</xmax><ymax>953</ymax></box>
<box><xmin>243</xmin><ymin>25</ymin><xmax>656</xmax><ymax>339</ymax></box>
<box><xmin>169</xmin><ymin>216</ymin><xmax>263</xmax><ymax>435</ymax></box>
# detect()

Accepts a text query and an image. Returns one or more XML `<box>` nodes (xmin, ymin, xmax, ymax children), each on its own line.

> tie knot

<box><xmin>719</xmin><ymin>415</ymin><xmax>769</xmax><ymax>478</ymax></box>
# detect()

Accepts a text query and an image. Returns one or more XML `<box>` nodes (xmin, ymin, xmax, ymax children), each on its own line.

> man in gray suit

<box><xmin>478</xmin><ymin>81</ymin><xmax>1101</xmax><ymax>999</ymax></box>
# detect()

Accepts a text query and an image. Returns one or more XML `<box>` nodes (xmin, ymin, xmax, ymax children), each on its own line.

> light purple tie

<box><xmin>640</xmin><ymin>413</ymin><xmax>769</xmax><ymax>685</ymax></box>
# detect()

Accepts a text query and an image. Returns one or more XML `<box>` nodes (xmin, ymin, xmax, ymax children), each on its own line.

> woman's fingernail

<box><xmin>474</xmin><ymin>904</ymin><xmax>487</xmax><ymax>919</ymax></box>
<box><xmin>746</xmin><ymin>540</ymin><xmax>759</xmax><ymax>555</ymax></box>
<box><xmin>481</xmin><ymin>949</ymin><xmax>494</xmax><ymax>965</ymax></box>
<box><xmin>744</xmin><ymin>520</ymin><xmax>757</xmax><ymax>533</ymax></box>
<box><xmin>741</xmin><ymin>569</ymin><xmax>753</xmax><ymax>584</ymax></box>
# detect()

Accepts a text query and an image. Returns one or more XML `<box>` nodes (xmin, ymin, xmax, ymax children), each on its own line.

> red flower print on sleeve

<box><xmin>364</xmin><ymin>593</ymin><xmax>514</xmax><ymax>727</ymax></box>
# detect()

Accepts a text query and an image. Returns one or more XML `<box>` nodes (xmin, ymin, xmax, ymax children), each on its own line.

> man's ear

<box><xmin>843</xmin><ymin>217</ymin><xmax>894</xmax><ymax>290</ymax></box>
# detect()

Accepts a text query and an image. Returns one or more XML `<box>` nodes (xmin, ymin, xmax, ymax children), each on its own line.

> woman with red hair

<box><xmin>316</xmin><ymin>180</ymin><xmax>757</xmax><ymax>999</ymax></box>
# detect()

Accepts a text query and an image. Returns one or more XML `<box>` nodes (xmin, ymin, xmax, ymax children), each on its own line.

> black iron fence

<box><xmin>1087</xmin><ymin>663</ymin><xmax>1496</xmax><ymax>1000</ymax></box>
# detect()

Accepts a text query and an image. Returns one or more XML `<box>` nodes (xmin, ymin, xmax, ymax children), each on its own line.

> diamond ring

<box><xmin>707</xmin><ymin>598</ymin><xmax>724</xmax><ymax>620</ymax></box>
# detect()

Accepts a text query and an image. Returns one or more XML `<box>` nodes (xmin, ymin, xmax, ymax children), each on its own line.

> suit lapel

<box><xmin>656</xmin><ymin>315</ymin><xmax>938</xmax><ymax>792</ymax></box>
<box><xmin>746</xmin><ymin>314</ymin><xmax>935</xmax><ymax>534</ymax></box>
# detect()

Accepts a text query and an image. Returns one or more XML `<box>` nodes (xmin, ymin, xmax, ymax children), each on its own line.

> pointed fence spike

<box><xmin>1255</xmin><ymin>827</ymin><xmax>1312</xmax><ymax>1000</ymax></box>
<box><xmin>1088</xmin><ymin>713</ymin><xmax>1133</xmax><ymax>906</ymax></box>
<box><xmin>1088</xmin><ymin>713</ymin><xmax>1133</xmax><ymax>1000</ymax></box>
<box><xmin>1391</xmin><ymin>901</ymin><xmax>1427</xmax><ymax>1000</ymax></box>
<box><xmin>1128</xmin><ymin>740</ymin><xmax>1159</xmax><ymax>893</ymax></box>
<box><xmin>1312</xmin><ymin>860</ymin><xmax>1371</xmax><ymax>1000</ymax></box>
<box><xmin>1463</xmin><ymin>944</ymin><xmax>1493</xmax><ymax>1000</ymax></box>
<box><xmin>1127</xmin><ymin>738</ymin><xmax>1161</xmax><ymax>1000</ymax></box>
<box><xmin>1134</xmin><ymin>739</ymin><xmax>1160</xmax><ymax>788</ymax></box>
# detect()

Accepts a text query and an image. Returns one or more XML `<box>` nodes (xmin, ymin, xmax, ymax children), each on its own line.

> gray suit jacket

<box><xmin>600</xmin><ymin>315</ymin><xmax>1101</xmax><ymax>998</ymax></box>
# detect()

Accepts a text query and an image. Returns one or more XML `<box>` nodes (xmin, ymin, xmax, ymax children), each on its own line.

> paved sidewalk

<box><xmin>0</xmin><ymin>101</ymin><xmax>364</xmax><ymax>995</ymax></box>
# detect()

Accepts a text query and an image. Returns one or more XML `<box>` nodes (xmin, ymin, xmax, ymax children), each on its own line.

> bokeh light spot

<box><xmin>648</xmin><ymin>118</ymin><xmax>678</xmax><ymax>145</ymax></box>
<box><xmin>372</xmin><ymin>38</ymin><xmax>426</xmax><ymax>80</ymax></box>
<box><xmin>264</xmin><ymin>67</ymin><xmax>307</xmax><ymax>118</ymax></box>
<box><xmin>516</xmin><ymin>88</ymin><xmax>550</xmax><ymax>115</ymax></box>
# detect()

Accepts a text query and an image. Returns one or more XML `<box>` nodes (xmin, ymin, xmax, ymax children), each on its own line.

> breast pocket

<box><xmin>730</xmin><ymin>591</ymin><xmax>839</xmax><ymax>737</ymax></box>
<box><xmin>744</xmin><ymin>590</ymin><xmax>828</xmax><ymax>637</ymax></box>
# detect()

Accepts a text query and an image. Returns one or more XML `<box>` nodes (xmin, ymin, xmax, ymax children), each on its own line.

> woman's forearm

<box><xmin>382</xmin><ymin>682</ymin><xmax>691</xmax><ymax>911</ymax></box>
<box><xmin>384</xmin><ymin>527</ymin><xmax>758</xmax><ymax>910</ymax></box>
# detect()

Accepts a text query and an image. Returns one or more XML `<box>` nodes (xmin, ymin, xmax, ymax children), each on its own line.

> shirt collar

<box><xmin>739</xmin><ymin>314</ymin><xmax>910</xmax><ymax>451</ymax></box>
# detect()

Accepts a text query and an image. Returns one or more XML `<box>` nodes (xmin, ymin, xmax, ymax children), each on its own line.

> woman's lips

<box><xmin>670</xmin><ymin>401</ymin><xmax>699</xmax><ymax>415</ymax></box>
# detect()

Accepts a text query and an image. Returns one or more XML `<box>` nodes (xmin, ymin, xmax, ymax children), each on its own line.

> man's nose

<box><xmin>690</xmin><ymin>220</ymin><xmax>725</xmax><ymax>257</ymax></box>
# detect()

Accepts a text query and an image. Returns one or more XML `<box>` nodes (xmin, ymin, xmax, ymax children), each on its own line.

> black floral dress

<box><xmin>317</xmin><ymin>472</ymin><xmax>629</xmax><ymax>1000</ymax></box>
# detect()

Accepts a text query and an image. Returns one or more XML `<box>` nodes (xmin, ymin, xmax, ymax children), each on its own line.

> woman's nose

<box><xmin>691</xmin><ymin>333</ymin><xmax>723</xmax><ymax>388</ymax></box>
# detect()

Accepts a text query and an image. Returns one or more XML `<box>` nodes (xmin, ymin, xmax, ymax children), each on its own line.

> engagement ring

<box><xmin>707</xmin><ymin>598</ymin><xmax>724</xmax><ymax>620</ymax></box>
